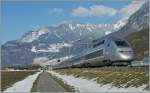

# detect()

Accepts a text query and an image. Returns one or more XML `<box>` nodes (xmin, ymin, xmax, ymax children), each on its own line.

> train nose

<box><xmin>117</xmin><ymin>48</ymin><xmax>134</xmax><ymax>60</ymax></box>
<box><xmin>118</xmin><ymin>50</ymin><xmax>134</xmax><ymax>60</ymax></box>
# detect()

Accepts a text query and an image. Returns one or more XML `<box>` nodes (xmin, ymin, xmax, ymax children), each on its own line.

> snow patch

<box><xmin>55</xmin><ymin>33</ymin><xmax>62</xmax><ymax>39</ymax></box>
<box><xmin>31</xmin><ymin>43</ymin><xmax>72</xmax><ymax>53</ymax></box>
<box><xmin>4</xmin><ymin>72</ymin><xmax>41</xmax><ymax>92</ymax></box>
<box><xmin>69</xmin><ymin>24</ymin><xmax>76</xmax><ymax>30</ymax></box>
<box><xmin>48</xmin><ymin>71</ymin><xmax>148</xmax><ymax>92</ymax></box>
<box><xmin>20</xmin><ymin>26</ymin><xmax>50</xmax><ymax>43</ymax></box>
<box><xmin>48</xmin><ymin>43</ymin><xmax>72</xmax><ymax>52</ymax></box>
<box><xmin>105</xmin><ymin>30</ymin><xmax>112</xmax><ymax>35</ymax></box>
<box><xmin>31</xmin><ymin>46</ymin><xmax>37</xmax><ymax>52</ymax></box>
<box><xmin>33</xmin><ymin>57</ymin><xmax>49</xmax><ymax>66</ymax></box>
<box><xmin>114</xmin><ymin>17</ymin><xmax>128</xmax><ymax>30</ymax></box>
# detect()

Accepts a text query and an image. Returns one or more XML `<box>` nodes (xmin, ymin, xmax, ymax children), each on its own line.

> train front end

<box><xmin>112</xmin><ymin>39</ymin><xmax>134</xmax><ymax>65</ymax></box>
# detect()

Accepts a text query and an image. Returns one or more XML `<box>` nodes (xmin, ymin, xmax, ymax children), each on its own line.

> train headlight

<box><xmin>120</xmin><ymin>54</ymin><xmax>129</xmax><ymax>59</ymax></box>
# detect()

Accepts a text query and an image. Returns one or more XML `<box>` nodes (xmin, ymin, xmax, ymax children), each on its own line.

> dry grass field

<box><xmin>1</xmin><ymin>71</ymin><xmax>37</xmax><ymax>91</ymax></box>
<box><xmin>55</xmin><ymin>67</ymin><xmax>149</xmax><ymax>90</ymax></box>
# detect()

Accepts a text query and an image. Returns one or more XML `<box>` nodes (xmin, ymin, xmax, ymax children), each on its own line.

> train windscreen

<box><xmin>115</xmin><ymin>41</ymin><xmax>129</xmax><ymax>47</ymax></box>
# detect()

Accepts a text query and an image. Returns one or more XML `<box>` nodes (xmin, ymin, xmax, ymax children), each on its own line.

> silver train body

<box><xmin>53</xmin><ymin>36</ymin><xmax>134</xmax><ymax>69</ymax></box>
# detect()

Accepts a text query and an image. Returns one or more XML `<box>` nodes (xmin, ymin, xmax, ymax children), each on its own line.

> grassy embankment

<box><xmin>1</xmin><ymin>71</ymin><xmax>37</xmax><ymax>91</ymax></box>
<box><xmin>31</xmin><ymin>73</ymin><xmax>41</xmax><ymax>92</ymax></box>
<box><xmin>55</xmin><ymin>67</ymin><xmax>149</xmax><ymax>90</ymax></box>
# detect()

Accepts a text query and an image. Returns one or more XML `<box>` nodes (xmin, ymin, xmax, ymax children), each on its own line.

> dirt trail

<box><xmin>37</xmin><ymin>71</ymin><xmax>67</xmax><ymax>92</ymax></box>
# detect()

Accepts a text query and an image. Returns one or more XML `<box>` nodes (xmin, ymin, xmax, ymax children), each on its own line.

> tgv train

<box><xmin>53</xmin><ymin>36</ymin><xmax>134</xmax><ymax>69</ymax></box>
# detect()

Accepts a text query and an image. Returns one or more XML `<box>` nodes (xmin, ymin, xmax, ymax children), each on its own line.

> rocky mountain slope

<box><xmin>112</xmin><ymin>2</ymin><xmax>149</xmax><ymax>38</ymax></box>
<box><xmin>127</xmin><ymin>28</ymin><xmax>149</xmax><ymax>60</ymax></box>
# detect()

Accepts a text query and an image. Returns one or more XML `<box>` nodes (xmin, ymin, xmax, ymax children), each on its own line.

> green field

<box><xmin>55</xmin><ymin>67</ymin><xmax>149</xmax><ymax>90</ymax></box>
<box><xmin>1</xmin><ymin>71</ymin><xmax>37</xmax><ymax>91</ymax></box>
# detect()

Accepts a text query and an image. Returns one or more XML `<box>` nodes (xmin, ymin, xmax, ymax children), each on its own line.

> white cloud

<box><xmin>120</xmin><ymin>0</ymin><xmax>145</xmax><ymax>17</ymax></box>
<box><xmin>90</xmin><ymin>5</ymin><xmax>117</xmax><ymax>16</ymax></box>
<box><xmin>71</xmin><ymin>5</ymin><xmax>117</xmax><ymax>17</ymax></box>
<box><xmin>72</xmin><ymin>6</ymin><xmax>89</xmax><ymax>17</ymax></box>
<box><xmin>49</xmin><ymin>8</ymin><xmax>63</xmax><ymax>14</ymax></box>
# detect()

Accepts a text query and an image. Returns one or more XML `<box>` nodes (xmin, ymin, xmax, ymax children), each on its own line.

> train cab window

<box><xmin>93</xmin><ymin>40</ymin><xmax>105</xmax><ymax>48</ymax></box>
<box><xmin>115</xmin><ymin>41</ymin><xmax>129</xmax><ymax>47</ymax></box>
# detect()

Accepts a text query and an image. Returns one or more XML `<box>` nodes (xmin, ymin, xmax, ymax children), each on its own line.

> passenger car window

<box><xmin>93</xmin><ymin>40</ymin><xmax>105</xmax><ymax>48</ymax></box>
<box><xmin>85</xmin><ymin>49</ymin><xmax>103</xmax><ymax>60</ymax></box>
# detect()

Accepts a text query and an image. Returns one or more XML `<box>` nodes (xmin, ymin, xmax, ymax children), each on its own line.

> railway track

<box><xmin>64</xmin><ymin>65</ymin><xmax>149</xmax><ymax>72</ymax></box>
<box><xmin>53</xmin><ymin>65</ymin><xmax>149</xmax><ymax>72</ymax></box>
<box><xmin>129</xmin><ymin>65</ymin><xmax>149</xmax><ymax>71</ymax></box>
<box><xmin>53</xmin><ymin>65</ymin><xmax>149</xmax><ymax>71</ymax></box>
<box><xmin>102</xmin><ymin>65</ymin><xmax>148</xmax><ymax>70</ymax></box>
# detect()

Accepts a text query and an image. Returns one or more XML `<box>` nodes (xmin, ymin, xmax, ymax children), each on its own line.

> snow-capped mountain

<box><xmin>2</xmin><ymin>22</ymin><xmax>115</xmax><ymax>66</ymax></box>
<box><xmin>18</xmin><ymin>22</ymin><xmax>115</xmax><ymax>54</ymax></box>
<box><xmin>19</xmin><ymin>23</ymin><xmax>115</xmax><ymax>43</ymax></box>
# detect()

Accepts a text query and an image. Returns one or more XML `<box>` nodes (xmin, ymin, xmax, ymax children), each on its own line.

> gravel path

<box><xmin>37</xmin><ymin>71</ymin><xmax>67</xmax><ymax>92</ymax></box>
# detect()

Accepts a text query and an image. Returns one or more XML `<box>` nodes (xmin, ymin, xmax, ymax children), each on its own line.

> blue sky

<box><xmin>1</xmin><ymin>0</ymin><xmax>145</xmax><ymax>44</ymax></box>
